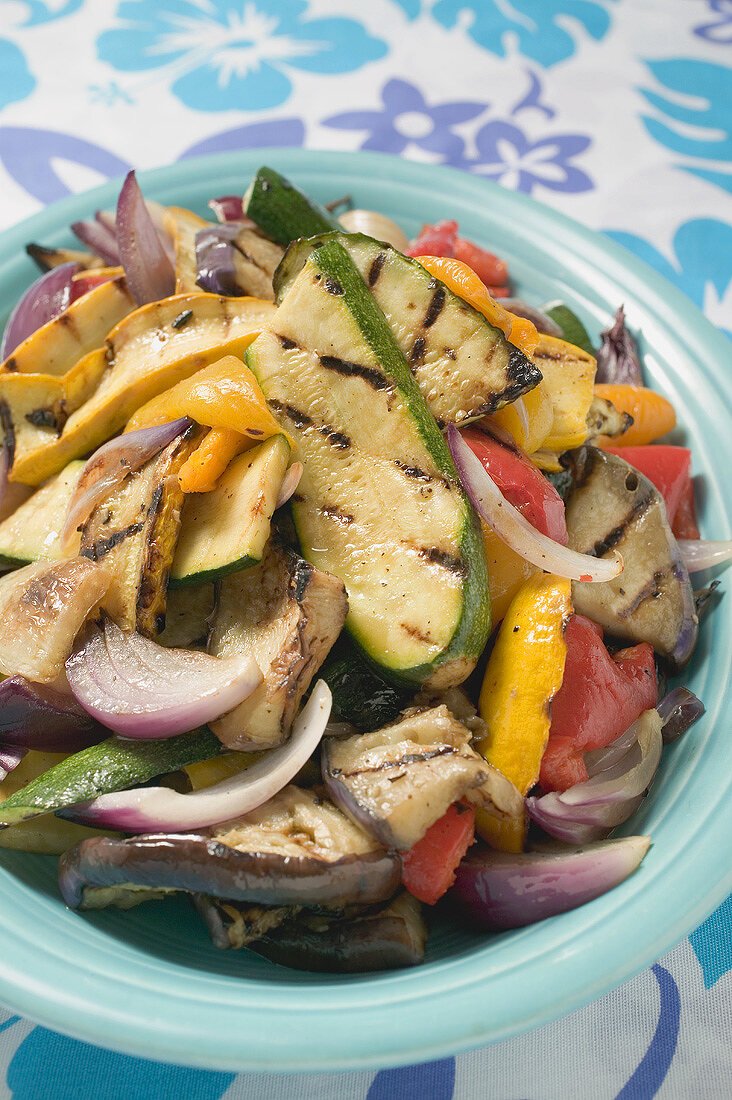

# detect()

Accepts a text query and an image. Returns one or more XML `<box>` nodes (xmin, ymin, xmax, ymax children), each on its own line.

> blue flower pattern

<box><xmin>1</xmin><ymin>1</ymin><xmax>732</xmax><ymax>1096</ymax></box>
<box><xmin>97</xmin><ymin>0</ymin><xmax>387</xmax><ymax>112</ymax></box>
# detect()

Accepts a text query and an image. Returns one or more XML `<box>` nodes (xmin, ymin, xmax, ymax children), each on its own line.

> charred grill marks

<box><xmin>393</xmin><ymin>461</ymin><xmax>433</xmax><ymax>482</ymax></box>
<box><xmin>0</xmin><ymin>400</ymin><xmax>16</xmax><ymax>465</ymax></box>
<box><xmin>409</xmin><ymin>335</ymin><xmax>426</xmax><ymax>365</ymax></box>
<box><xmin>423</xmin><ymin>283</ymin><xmax>446</xmax><ymax>328</ymax></box>
<box><xmin>368</xmin><ymin>252</ymin><xmax>386</xmax><ymax>286</ymax></box>
<box><xmin>590</xmin><ymin>491</ymin><xmax>654</xmax><ymax>559</ymax></box>
<box><xmin>171</xmin><ymin>309</ymin><xmax>193</xmax><ymax>330</ymax></box>
<box><xmin>25</xmin><ymin>402</ymin><xmax>68</xmax><ymax>435</ymax></box>
<box><xmin>320</xmin><ymin>505</ymin><xmax>354</xmax><ymax>526</ymax></box>
<box><xmin>323</xmin><ymin>277</ymin><xmax>344</xmax><ymax>296</ymax></box>
<box><xmin>81</xmin><ymin>521</ymin><xmax>144</xmax><ymax>561</ymax></box>
<box><xmin>506</xmin><ymin>344</ymin><xmax>541</xmax><ymax>385</ymax></box>
<box><xmin>276</xmin><ymin>334</ymin><xmax>298</xmax><ymax>350</ymax></box>
<box><xmin>268</xmin><ymin>399</ymin><xmax>351</xmax><ymax>451</ymax></box>
<box><xmin>400</xmin><ymin>622</ymin><xmax>433</xmax><ymax>644</ymax></box>
<box><xmin>319</xmin><ymin>355</ymin><xmax>391</xmax><ymax>392</ymax></box>
<box><xmin>418</xmin><ymin>546</ymin><xmax>468</xmax><ymax>577</ymax></box>
<box><xmin>332</xmin><ymin>746</ymin><xmax>460</xmax><ymax>779</ymax></box>
<box><xmin>619</xmin><ymin>568</ymin><xmax>671</xmax><ymax>617</ymax></box>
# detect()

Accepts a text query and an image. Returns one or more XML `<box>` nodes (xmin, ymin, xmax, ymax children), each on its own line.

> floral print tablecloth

<box><xmin>0</xmin><ymin>1</ymin><xmax>731</xmax><ymax>1096</ymax></box>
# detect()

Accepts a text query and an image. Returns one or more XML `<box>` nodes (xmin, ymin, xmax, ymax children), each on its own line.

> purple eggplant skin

<box><xmin>248</xmin><ymin>893</ymin><xmax>426</xmax><ymax>973</ymax></box>
<box><xmin>58</xmin><ymin>833</ymin><xmax>401</xmax><ymax>911</ymax></box>
<box><xmin>0</xmin><ymin>676</ymin><xmax>106</xmax><ymax>751</ymax></box>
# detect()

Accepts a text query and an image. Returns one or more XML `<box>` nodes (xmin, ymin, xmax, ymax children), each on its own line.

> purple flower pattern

<box><xmin>463</xmin><ymin>119</ymin><xmax>593</xmax><ymax>195</ymax></box>
<box><xmin>694</xmin><ymin>0</ymin><xmax>732</xmax><ymax>44</ymax></box>
<box><xmin>323</xmin><ymin>78</ymin><xmax>485</xmax><ymax>163</ymax></box>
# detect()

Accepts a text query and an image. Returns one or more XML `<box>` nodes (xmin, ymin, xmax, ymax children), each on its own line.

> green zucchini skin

<box><xmin>0</xmin><ymin>727</ymin><xmax>220</xmax><ymax>826</ymax></box>
<box><xmin>544</xmin><ymin>303</ymin><xmax>596</xmax><ymax>357</ymax></box>
<box><xmin>319</xmin><ymin>641</ymin><xmax>411</xmax><ymax>732</ymax></box>
<box><xmin>247</xmin><ymin>235</ymin><xmax>492</xmax><ymax>689</ymax></box>
<box><xmin>243</xmin><ymin>167</ymin><xmax>341</xmax><ymax>246</ymax></box>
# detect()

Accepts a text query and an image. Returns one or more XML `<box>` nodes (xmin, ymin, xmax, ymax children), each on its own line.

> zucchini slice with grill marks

<box><xmin>274</xmin><ymin>233</ymin><xmax>541</xmax><ymax>427</ymax></box>
<box><xmin>170</xmin><ymin>434</ymin><xmax>290</xmax><ymax>586</ymax></box>
<box><xmin>247</xmin><ymin>234</ymin><xmax>492</xmax><ymax>688</ymax></box>
<box><xmin>0</xmin><ymin>459</ymin><xmax>84</xmax><ymax>568</ymax></box>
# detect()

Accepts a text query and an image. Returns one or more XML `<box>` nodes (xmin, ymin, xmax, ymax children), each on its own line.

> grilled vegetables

<box><xmin>248</xmin><ymin>892</ymin><xmax>427</xmax><ymax>972</ymax></box>
<box><xmin>564</xmin><ymin>446</ymin><xmax>698</xmax><ymax>668</ymax></box>
<box><xmin>7</xmin><ymin>293</ymin><xmax>274</xmax><ymax>484</ymax></box>
<box><xmin>209</xmin><ymin>540</ymin><xmax>347</xmax><ymax>749</ymax></box>
<box><xmin>80</xmin><ymin>424</ymin><xmax>199</xmax><ymax>635</ymax></box>
<box><xmin>0</xmin><ymin>557</ymin><xmax>111</xmax><ymax>682</ymax></box>
<box><xmin>243</xmin><ymin>166</ymin><xmax>341</xmax><ymax>245</ymax></box>
<box><xmin>273</xmin><ymin>232</ymin><xmax>541</xmax><ymax>427</ymax></box>
<box><xmin>248</xmin><ymin>233</ymin><xmax>492</xmax><ymax>688</ymax></box>
<box><xmin>0</xmin><ymin>460</ymin><xmax>83</xmax><ymax>567</ymax></box>
<box><xmin>0</xmin><ymin>727</ymin><xmax>221</xmax><ymax>826</ymax></box>
<box><xmin>0</xmin><ymin>275</ymin><xmax>134</xmax><ymax>377</ymax></box>
<box><xmin>59</xmin><ymin>786</ymin><xmax>401</xmax><ymax>911</ymax></box>
<box><xmin>170</xmin><ymin>435</ymin><xmax>290</xmax><ymax>586</ymax></box>
<box><xmin>322</xmin><ymin>705</ymin><xmax>491</xmax><ymax>849</ymax></box>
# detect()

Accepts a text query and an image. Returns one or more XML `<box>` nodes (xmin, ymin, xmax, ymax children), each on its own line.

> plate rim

<box><xmin>0</xmin><ymin>148</ymin><xmax>730</xmax><ymax>1074</ymax></box>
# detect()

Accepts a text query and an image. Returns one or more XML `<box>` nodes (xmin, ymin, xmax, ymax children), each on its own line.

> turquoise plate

<box><xmin>0</xmin><ymin>150</ymin><xmax>729</xmax><ymax>1073</ymax></box>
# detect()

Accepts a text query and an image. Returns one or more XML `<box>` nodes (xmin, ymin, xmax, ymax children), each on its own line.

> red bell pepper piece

<box><xmin>462</xmin><ymin>428</ymin><xmax>568</xmax><ymax>544</ymax></box>
<box><xmin>672</xmin><ymin>477</ymin><xmax>700</xmax><ymax>540</ymax></box>
<box><xmin>406</xmin><ymin>221</ymin><xmax>509</xmax><ymax>291</ymax></box>
<box><xmin>402</xmin><ymin>803</ymin><xmax>476</xmax><ymax>906</ymax></box>
<box><xmin>605</xmin><ymin>445</ymin><xmax>691</xmax><ymax>527</ymax></box>
<box><xmin>539</xmin><ymin>615</ymin><xmax>658</xmax><ymax>792</ymax></box>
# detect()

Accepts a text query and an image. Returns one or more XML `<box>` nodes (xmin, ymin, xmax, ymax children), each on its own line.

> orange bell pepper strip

<box><xmin>415</xmin><ymin>256</ymin><xmax>539</xmax><ymax>358</ymax></box>
<box><xmin>482</xmin><ymin>524</ymin><xmax>536</xmax><ymax>625</ymax></box>
<box><xmin>177</xmin><ymin>427</ymin><xmax>251</xmax><ymax>493</ymax></box>
<box><xmin>475</xmin><ymin>573</ymin><xmax>572</xmax><ymax>852</ymax></box>
<box><xmin>594</xmin><ymin>384</ymin><xmax>676</xmax><ymax>446</ymax></box>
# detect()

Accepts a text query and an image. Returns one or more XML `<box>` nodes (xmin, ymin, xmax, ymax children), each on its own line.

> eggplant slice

<box><xmin>585</xmin><ymin>394</ymin><xmax>633</xmax><ymax>442</ymax></box>
<box><xmin>564</xmin><ymin>446</ymin><xmax>697</xmax><ymax>668</ymax></box>
<box><xmin>80</xmin><ymin>424</ymin><xmax>200</xmax><ymax>636</ymax></box>
<box><xmin>59</xmin><ymin>786</ymin><xmax>401</xmax><ymax>911</ymax></box>
<box><xmin>322</xmin><ymin>705</ymin><xmax>491</xmax><ymax>850</ymax></box>
<box><xmin>192</xmin><ymin>894</ymin><xmax>297</xmax><ymax>950</ymax></box>
<box><xmin>209</xmin><ymin>540</ymin><xmax>348</xmax><ymax>750</ymax></box>
<box><xmin>247</xmin><ymin>892</ymin><xmax>427</xmax><ymax>972</ymax></box>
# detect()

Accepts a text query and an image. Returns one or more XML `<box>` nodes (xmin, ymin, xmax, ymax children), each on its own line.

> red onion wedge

<box><xmin>71</xmin><ymin>214</ymin><xmax>121</xmax><ymax>266</ymax></box>
<box><xmin>66</xmin><ymin>618</ymin><xmax>262</xmax><ymax>739</ymax></box>
<box><xmin>596</xmin><ymin>305</ymin><xmax>643</xmax><ymax>386</ymax></box>
<box><xmin>208</xmin><ymin>195</ymin><xmax>249</xmax><ymax>223</ymax></box>
<box><xmin>115</xmin><ymin>170</ymin><xmax>175</xmax><ymax>306</ymax></box>
<box><xmin>195</xmin><ymin>224</ymin><xmax>241</xmax><ymax>295</ymax></box>
<box><xmin>527</xmin><ymin>709</ymin><xmax>662</xmax><ymax>844</ymax></box>
<box><xmin>66</xmin><ymin>680</ymin><xmax>332</xmax><ymax>832</ymax></box>
<box><xmin>502</xmin><ymin>298</ymin><xmax>563</xmax><ymax>338</ymax></box>
<box><xmin>447</xmin><ymin>425</ymin><xmax>622</xmax><ymax>582</ymax></box>
<box><xmin>657</xmin><ymin>686</ymin><xmax>705</xmax><ymax>744</ymax></box>
<box><xmin>450</xmin><ymin>835</ymin><xmax>650</xmax><ymax>930</ymax></box>
<box><xmin>0</xmin><ymin>746</ymin><xmax>27</xmax><ymax>782</ymax></box>
<box><xmin>275</xmin><ymin>462</ymin><xmax>303</xmax><ymax>509</ymax></box>
<box><xmin>60</xmin><ymin>417</ymin><xmax>192</xmax><ymax>548</ymax></box>
<box><xmin>0</xmin><ymin>675</ymin><xmax>106</xmax><ymax>751</ymax></box>
<box><xmin>1</xmin><ymin>261</ymin><xmax>81</xmax><ymax>359</ymax></box>
<box><xmin>678</xmin><ymin>538</ymin><xmax>732</xmax><ymax>574</ymax></box>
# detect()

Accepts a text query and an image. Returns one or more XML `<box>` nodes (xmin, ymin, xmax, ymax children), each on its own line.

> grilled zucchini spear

<box><xmin>247</xmin><ymin>234</ymin><xmax>512</xmax><ymax>688</ymax></box>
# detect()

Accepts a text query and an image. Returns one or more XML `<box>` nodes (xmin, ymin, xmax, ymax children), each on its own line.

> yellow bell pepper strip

<box><xmin>482</xmin><ymin>524</ymin><xmax>536</xmax><ymax>625</ymax></box>
<box><xmin>184</xmin><ymin>750</ymin><xmax>256</xmax><ymax>789</ymax></box>
<box><xmin>489</xmin><ymin>383</ymin><xmax>554</xmax><ymax>455</ymax></box>
<box><xmin>594</xmin><ymin>384</ymin><xmax>676</xmax><ymax>446</ymax></box>
<box><xmin>415</xmin><ymin>256</ymin><xmax>539</xmax><ymax>358</ymax></box>
<box><xmin>475</xmin><ymin>573</ymin><xmax>572</xmax><ymax>851</ymax></box>
<box><xmin>177</xmin><ymin>427</ymin><xmax>250</xmax><ymax>493</ymax></box>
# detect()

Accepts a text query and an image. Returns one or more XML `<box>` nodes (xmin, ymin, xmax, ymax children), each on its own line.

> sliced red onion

<box><xmin>451</xmin><ymin>836</ymin><xmax>650</xmax><ymax>930</ymax></box>
<box><xmin>1</xmin><ymin>261</ymin><xmax>81</xmax><ymax>359</ymax></box>
<box><xmin>0</xmin><ymin>746</ymin><xmax>27</xmax><ymax>782</ymax></box>
<box><xmin>194</xmin><ymin>224</ymin><xmax>242</xmax><ymax>295</ymax></box>
<box><xmin>502</xmin><ymin>298</ymin><xmax>563</xmax><ymax>338</ymax></box>
<box><xmin>657</xmin><ymin>686</ymin><xmax>705</xmax><ymax>744</ymax></box>
<box><xmin>115</xmin><ymin>170</ymin><xmax>175</xmax><ymax>306</ymax></box>
<box><xmin>275</xmin><ymin>462</ymin><xmax>303</xmax><ymax>508</ymax></box>
<box><xmin>66</xmin><ymin>679</ymin><xmax>332</xmax><ymax>832</ymax></box>
<box><xmin>527</xmin><ymin>710</ymin><xmax>662</xmax><ymax>843</ymax></box>
<box><xmin>208</xmin><ymin>195</ymin><xmax>248</xmax><ymax>223</ymax></box>
<box><xmin>61</xmin><ymin>417</ymin><xmax>191</xmax><ymax>547</ymax></box>
<box><xmin>678</xmin><ymin>538</ymin><xmax>732</xmax><ymax>574</ymax></box>
<box><xmin>71</xmin><ymin>214</ymin><xmax>121</xmax><ymax>266</ymax></box>
<box><xmin>596</xmin><ymin>305</ymin><xmax>643</xmax><ymax>385</ymax></box>
<box><xmin>447</xmin><ymin>425</ymin><xmax>622</xmax><ymax>582</ymax></box>
<box><xmin>66</xmin><ymin>618</ymin><xmax>262</xmax><ymax>739</ymax></box>
<box><xmin>0</xmin><ymin>675</ymin><xmax>106</xmax><ymax>751</ymax></box>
